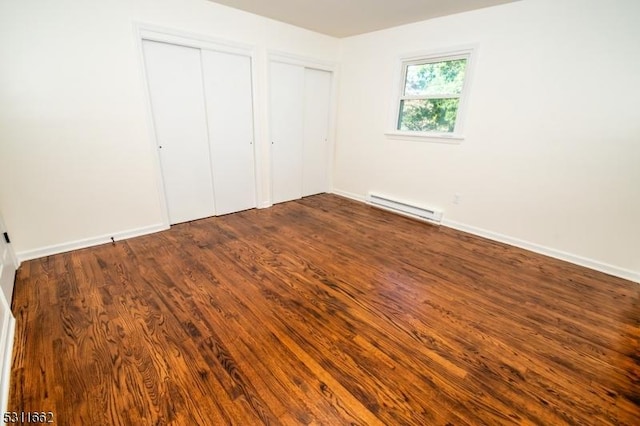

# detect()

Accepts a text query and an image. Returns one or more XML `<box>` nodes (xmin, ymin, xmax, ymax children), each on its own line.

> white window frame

<box><xmin>386</xmin><ymin>45</ymin><xmax>477</xmax><ymax>143</ymax></box>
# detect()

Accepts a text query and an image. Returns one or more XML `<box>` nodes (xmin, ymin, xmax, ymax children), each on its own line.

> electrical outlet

<box><xmin>453</xmin><ymin>193</ymin><xmax>461</xmax><ymax>205</ymax></box>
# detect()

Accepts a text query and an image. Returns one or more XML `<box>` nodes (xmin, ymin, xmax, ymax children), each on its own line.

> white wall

<box><xmin>334</xmin><ymin>0</ymin><xmax>640</xmax><ymax>280</ymax></box>
<box><xmin>0</xmin><ymin>0</ymin><xmax>339</xmax><ymax>258</ymax></box>
<box><xmin>1</xmin><ymin>0</ymin><xmax>638</xmax><ymax>282</ymax></box>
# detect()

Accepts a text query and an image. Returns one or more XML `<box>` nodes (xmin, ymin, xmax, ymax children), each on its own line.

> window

<box><xmin>391</xmin><ymin>47</ymin><xmax>474</xmax><ymax>140</ymax></box>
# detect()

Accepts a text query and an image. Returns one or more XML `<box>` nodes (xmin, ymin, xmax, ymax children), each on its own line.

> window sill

<box><xmin>384</xmin><ymin>131</ymin><xmax>464</xmax><ymax>144</ymax></box>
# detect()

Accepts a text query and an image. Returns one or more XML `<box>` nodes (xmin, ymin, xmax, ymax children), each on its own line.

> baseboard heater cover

<box><xmin>367</xmin><ymin>193</ymin><xmax>443</xmax><ymax>224</ymax></box>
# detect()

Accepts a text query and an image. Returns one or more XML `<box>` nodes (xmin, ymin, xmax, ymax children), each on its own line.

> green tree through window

<box><xmin>397</xmin><ymin>57</ymin><xmax>469</xmax><ymax>134</ymax></box>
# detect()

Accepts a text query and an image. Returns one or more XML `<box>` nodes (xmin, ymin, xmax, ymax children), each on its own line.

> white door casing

<box><xmin>270</xmin><ymin>61</ymin><xmax>333</xmax><ymax>204</ymax></box>
<box><xmin>0</xmin><ymin>213</ymin><xmax>16</xmax><ymax>411</ymax></box>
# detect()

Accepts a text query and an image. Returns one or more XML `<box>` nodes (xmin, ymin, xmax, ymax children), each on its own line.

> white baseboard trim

<box><xmin>331</xmin><ymin>188</ymin><xmax>639</xmax><ymax>284</ymax></box>
<box><xmin>442</xmin><ymin>219</ymin><xmax>639</xmax><ymax>284</ymax></box>
<box><xmin>331</xmin><ymin>189</ymin><xmax>367</xmax><ymax>203</ymax></box>
<box><xmin>16</xmin><ymin>223</ymin><xmax>168</xmax><ymax>262</ymax></box>
<box><xmin>0</xmin><ymin>316</ymin><xmax>15</xmax><ymax>412</ymax></box>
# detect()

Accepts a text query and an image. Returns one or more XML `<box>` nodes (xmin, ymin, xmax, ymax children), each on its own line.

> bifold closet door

<box><xmin>202</xmin><ymin>51</ymin><xmax>256</xmax><ymax>215</ymax></box>
<box><xmin>270</xmin><ymin>61</ymin><xmax>305</xmax><ymax>204</ymax></box>
<box><xmin>142</xmin><ymin>40</ymin><xmax>215</xmax><ymax>224</ymax></box>
<box><xmin>302</xmin><ymin>68</ymin><xmax>332</xmax><ymax>197</ymax></box>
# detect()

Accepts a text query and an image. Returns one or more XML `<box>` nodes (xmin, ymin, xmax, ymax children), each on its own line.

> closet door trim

<box><xmin>267</xmin><ymin>51</ymin><xmax>338</xmax><ymax>205</ymax></box>
<box><xmin>268</xmin><ymin>51</ymin><xmax>337</xmax><ymax>73</ymax></box>
<box><xmin>134</xmin><ymin>23</ymin><xmax>258</xmax><ymax>227</ymax></box>
<box><xmin>137</xmin><ymin>23</ymin><xmax>255</xmax><ymax>57</ymax></box>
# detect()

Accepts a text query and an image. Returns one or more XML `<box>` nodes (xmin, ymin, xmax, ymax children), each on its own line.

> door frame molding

<box><xmin>132</xmin><ymin>22</ymin><xmax>259</xmax><ymax>227</ymax></box>
<box><xmin>0</xmin><ymin>213</ymin><xmax>16</xmax><ymax>412</ymax></box>
<box><xmin>267</xmin><ymin>51</ymin><xmax>339</xmax><ymax>204</ymax></box>
<box><xmin>267</xmin><ymin>50</ymin><xmax>337</xmax><ymax>72</ymax></box>
<box><xmin>0</xmin><ymin>304</ymin><xmax>14</xmax><ymax>412</ymax></box>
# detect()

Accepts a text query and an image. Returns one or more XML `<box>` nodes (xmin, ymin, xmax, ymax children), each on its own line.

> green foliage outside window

<box><xmin>398</xmin><ymin>58</ymin><xmax>467</xmax><ymax>133</ymax></box>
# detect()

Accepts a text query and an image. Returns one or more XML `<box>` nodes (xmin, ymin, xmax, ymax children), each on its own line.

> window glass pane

<box><xmin>404</xmin><ymin>59</ymin><xmax>467</xmax><ymax>96</ymax></box>
<box><xmin>397</xmin><ymin>98</ymin><xmax>459</xmax><ymax>132</ymax></box>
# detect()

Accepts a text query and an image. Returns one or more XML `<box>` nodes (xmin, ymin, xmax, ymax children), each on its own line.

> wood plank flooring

<box><xmin>9</xmin><ymin>194</ymin><xmax>640</xmax><ymax>425</ymax></box>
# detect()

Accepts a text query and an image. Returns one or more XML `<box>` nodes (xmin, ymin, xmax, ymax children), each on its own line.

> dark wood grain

<box><xmin>9</xmin><ymin>194</ymin><xmax>640</xmax><ymax>425</ymax></box>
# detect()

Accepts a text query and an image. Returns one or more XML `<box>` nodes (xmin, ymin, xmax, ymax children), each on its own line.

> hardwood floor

<box><xmin>9</xmin><ymin>194</ymin><xmax>639</xmax><ymax>425</ymax></box>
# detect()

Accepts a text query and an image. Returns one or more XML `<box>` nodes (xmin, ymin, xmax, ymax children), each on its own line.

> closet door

<box><xmin>270</xmin><ymin>62</ymin><xmax>304</xmax><ymax>204</ymax></box>
<box><xmin>302</xmin><ymin>68</ymin><xmax>332</xmax><ymax>196</ymax></box>
<box><xmin>202</xmin><ymin>50</ymin><xmax>256</xmax><ymax>215</ymax></box>
<box><xmin>142</xmin><ymin>40</ymin><xmax>215</xmax><ymax>224</ymax></box>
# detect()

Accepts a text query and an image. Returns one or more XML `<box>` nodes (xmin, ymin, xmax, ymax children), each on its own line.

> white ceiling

<box><xmin>208</xmin><ymin>0</ymin><xmax>518</xmax><ymax>38</ymax></box>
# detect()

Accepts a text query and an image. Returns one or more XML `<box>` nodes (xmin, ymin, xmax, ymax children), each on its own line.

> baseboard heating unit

<box><xmin>367</xmin><ymin>193</ymin><xmax>443</xmax><ymax>225</ymax></box>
